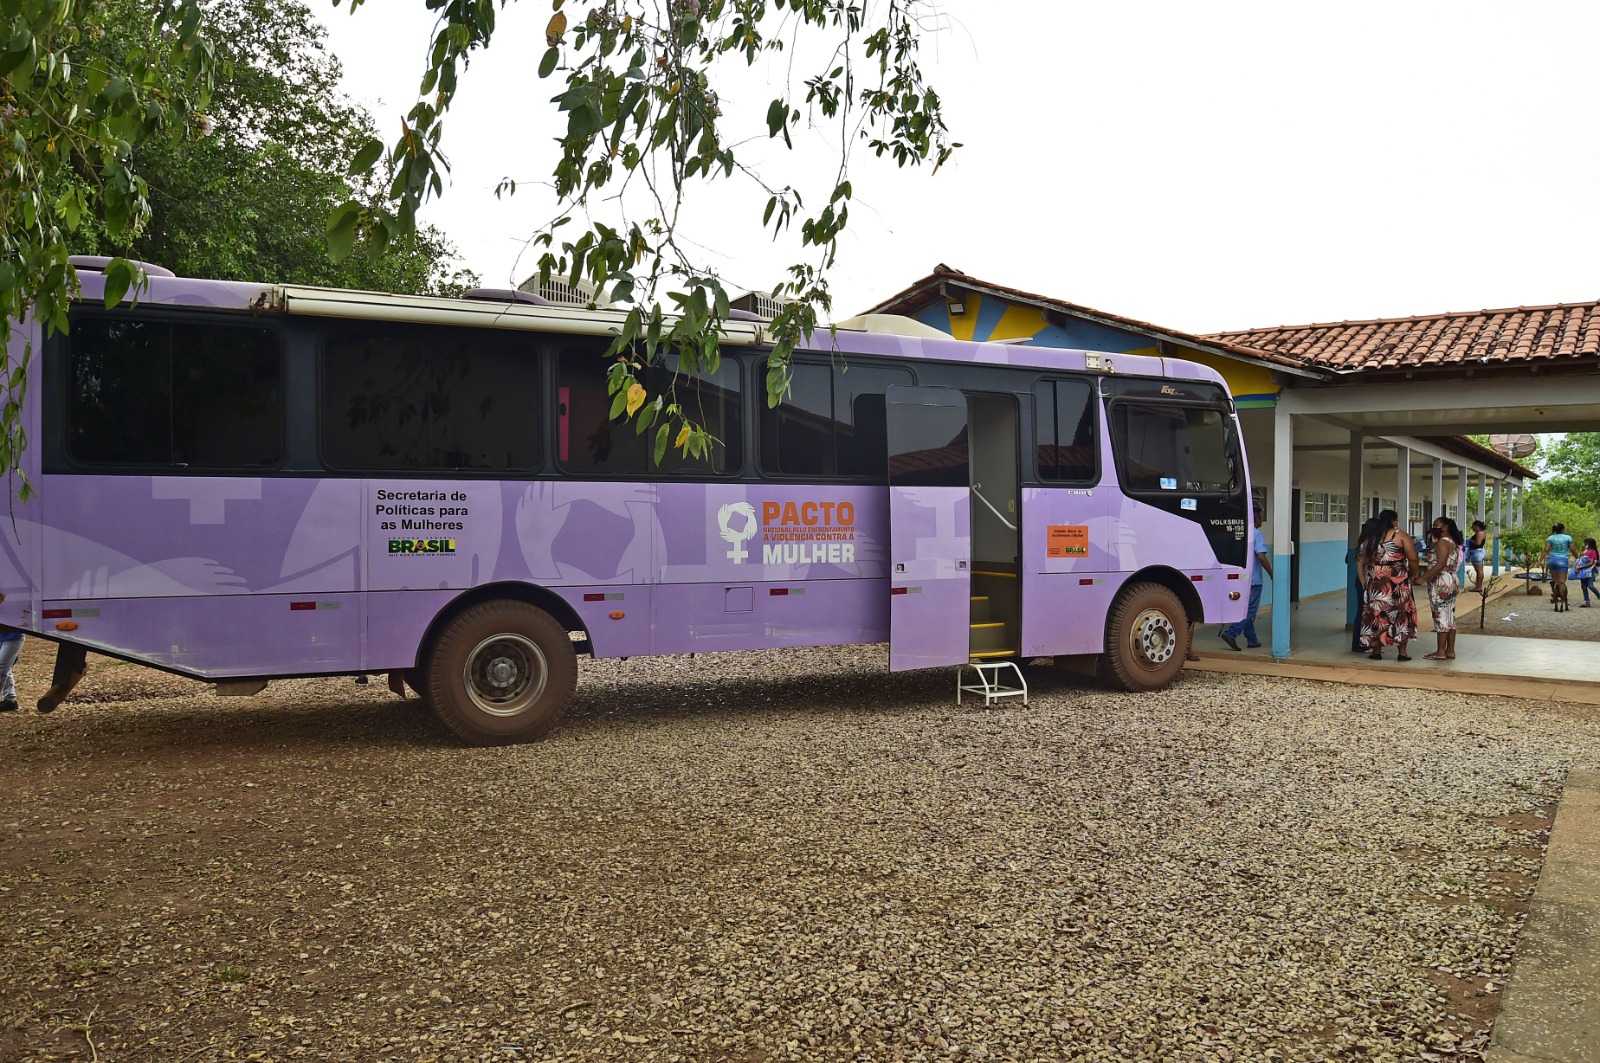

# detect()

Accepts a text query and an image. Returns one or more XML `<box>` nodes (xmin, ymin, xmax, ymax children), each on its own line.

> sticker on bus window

<box><xmin>1160</xmin><ymin>477</ymin><xmax>1178</xmax><ymax>490</ymax></box>
<box><xmin>1047</xmin><ymin>525</ymin><xmax>1090</xmax><ymax>558</ymax></box>
<box><xmin>1181</xmin><ymin>498</ymin><xmax>1197</xmax><ymax>511</ymax></box>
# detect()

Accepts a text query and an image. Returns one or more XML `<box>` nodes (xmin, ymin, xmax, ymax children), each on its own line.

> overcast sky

<box><xmin>314</xmin><ymin>1</ymin><xmax>1600</xmax><ymax>337</ymax></box>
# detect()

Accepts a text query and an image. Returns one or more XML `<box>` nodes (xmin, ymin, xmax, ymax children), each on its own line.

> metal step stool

<box><xmin>957</xmin><ymin>659</ymin><xmax>1029</xmax><ymax>707</ymax></box>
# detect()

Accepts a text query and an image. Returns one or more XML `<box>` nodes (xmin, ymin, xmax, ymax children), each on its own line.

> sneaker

<box><xmin>0</xmin><ymin>698</ymin><xmax>16</xmax><ymax>713</ymax></box>
<box><xmin>1219</xmin><ymin>633</ymin><xmax>1241</xmax><ymax>651</ymax></box>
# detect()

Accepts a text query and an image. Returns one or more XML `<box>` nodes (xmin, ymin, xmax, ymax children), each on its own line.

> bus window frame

<box><xmin>551</xmin><ymin>342</ymin><xmax>747</xmax><ymax>480</ymax></box>
<box><xmin>1030</xmin><ymin>374</ymin><xmax>1101</xmax><ymax>487</ymax></box>
<box><xmin>316</xmin><ymin>318</ymin><xmax>546</xmax><ymax>477</ymax></box>
<box><xmin>1104</xmin><ymin>394</ymin><xmax>1243</xmax><ymax>499</ymax></box>
<box><xmin>754</xmin><ymin>353</ymin><xmax>916</xmax><ymax>484</ymax></box>
<box><xmin>55</xmin><ymin>306</ymin><xmax>291</xmax><ymax>475</ymax></box>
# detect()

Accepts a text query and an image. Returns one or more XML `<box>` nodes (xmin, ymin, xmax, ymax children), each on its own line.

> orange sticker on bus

<box><xmin>1047</xmin><ymin>525</ymin><xmax>1089</xmax><ymax>558</ymax></box>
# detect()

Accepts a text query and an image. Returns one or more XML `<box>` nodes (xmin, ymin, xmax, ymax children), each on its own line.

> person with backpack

<box><xmin>1574</xmin><ymin>537</ymin><xmax>1599</xmax><ymax>607</ymax></box>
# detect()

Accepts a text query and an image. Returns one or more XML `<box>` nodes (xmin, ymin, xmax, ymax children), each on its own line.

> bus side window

<box><xmin>69</xmin><ymin>316</ymin><xmax>284</xmax><ymax>470</ymax></box>
<box><xmin>834</xmin><ymin>366</ymin><xmax>910</xmax><ymax>478</ymax></box>
<box><xmin>322</xmin><ymin>326</ymin><xmax>539</xmax><ymax>473</ymax></box>
<box><xmin>1033</xmin><ymin>378</ymin><xmax>1095</xmax><ymax>482</ymax></box>
<box><xmin>762</xmin><ymin>361</ymin><xmax>833</xmax><ymax>476</ymax></box>
<box><xmin>555</xmin><ymin>347</ymin><xmax>648</xmax><ymax>475</ymax></box>
<box><xmin>654</xmin><ymin>352</ymin><xmax>743</xmax><ymax>475</ymax></box>
<box><xmin>760</xmin><ymin>360</ymin><xmax>910</xmax><ymax>479</ymax></box>
<box><xmin>555</xmin><ymin>348</ymin><xmax>742</xmax><ymax>476</ymax></box>
<box><xmin>1111</xmin><ymin>402</ymin><xmax>1237</xmax><ymax>494</ymax></box>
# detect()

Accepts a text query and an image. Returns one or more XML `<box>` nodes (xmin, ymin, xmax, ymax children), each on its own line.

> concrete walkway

<box><xmin>1194</xmin><ymin>576</ymin><xmax>1600</xmax><ymax>705</ymax></box>
<box><xmin>1486</xmin><ymin>767</ymin><xmax>1600</xmax><ymax>1063</ymax></box>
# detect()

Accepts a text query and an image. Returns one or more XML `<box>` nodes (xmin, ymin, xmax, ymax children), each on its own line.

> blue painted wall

<box><xmin>1296</xmin><ymin>538</ymin><xmax>1348</xmax><ymax>600</ymax></box>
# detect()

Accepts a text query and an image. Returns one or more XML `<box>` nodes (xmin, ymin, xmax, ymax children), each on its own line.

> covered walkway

<box><xmin>1196</xmin><ymin>581</ymin><xmax>1600</xmax><ymax>705</ymax></box>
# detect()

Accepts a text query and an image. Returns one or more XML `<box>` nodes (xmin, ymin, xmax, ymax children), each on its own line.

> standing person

<box><xmin>1574</xmin><ymin>537</ymin><xmax>1599</xmax><ymax>607</ymax></box>
<box><xmin>1540</xmin><ymin>523</ymin><xmax>1575</xmax><ymax>610</ymax></box>
<box><xmin>1360</xmin><ymin>509</ymin><xmax>1419</xmax><ymax>661</ymax></box>
<box><xmin>1220</xmin><ymin>504</ymin><xmax>1272</xmax><ymax>651</ymax></box>
<box><xmin>1422</xmin><ymin>517</ymin><xmax>1463</xmax><ymax>660</ymax></box>
<box><xmin>1350</xmin><ymin>515</ymin><xmax>1386</xmax><ymax>653</ymax></box>
<box><xmin>1466</xmin><ymin>521</ymin><xmax>1488</xmax><ymax>590</ymax></box>
<box><xmin>0</xmin><ymin>595</ymin><xmax>21</xmax><ymax>712</ymax></box>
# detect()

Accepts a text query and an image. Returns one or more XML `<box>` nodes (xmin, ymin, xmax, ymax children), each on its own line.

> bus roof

<box><xmin>65</xmin><ymin>269</ymin><xmax>1230</xmax><ymax>391</ymax></box>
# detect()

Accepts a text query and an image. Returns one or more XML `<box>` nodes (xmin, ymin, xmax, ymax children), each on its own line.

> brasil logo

<box><xmin>388</xmin><ymin>538</ymin><xmax>457</xmax><ymax>555</ymax></box>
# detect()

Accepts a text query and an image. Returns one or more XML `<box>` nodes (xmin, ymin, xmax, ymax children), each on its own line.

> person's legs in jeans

<box><xmin>0</xmin><ymin>635</ymin><xmax>23</xmax><ymax>707</ymax></box>
<box><xmin>1224</xmin><ymin>583</ymin><xmax>1262</xmax><ymax>643</ymax></box>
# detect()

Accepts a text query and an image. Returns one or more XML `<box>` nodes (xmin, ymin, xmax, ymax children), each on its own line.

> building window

<box><xmin>1329</xmin><ymin>494</ymin><xmax>1348</xmax><ymax>523</ymax></box>
<box><xmin>1410</xmin><ymin>501</ymin><xmax>1423</xmax><ymax>524</ymax></box>
<box><xmin>1380</xmin><ymin>497</ymin><xmax>1396</xmax><ymax>515</ymax></box>
<box><xmin>1303</xmin><ymin>492</ymin><xmax>1327</xmax><ymax>523</ymax></box>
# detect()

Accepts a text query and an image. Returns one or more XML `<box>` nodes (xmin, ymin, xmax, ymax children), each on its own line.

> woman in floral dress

<box><xmin>1422</xmin><ymin>517</ymin><xmax>1462</xmax><ymax>660</ymax></box>
<box><xmin>1360</xmin><ymin>509</ymin><xmax>1418</xmax><ymax>660</ymax></box>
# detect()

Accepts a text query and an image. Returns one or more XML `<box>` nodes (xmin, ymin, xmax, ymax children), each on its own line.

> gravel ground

<box><xmin>0</xmin><ymin>637</ymin><xmax>1590</xmax><ymax>1062</ymax></box>
<box><xmin>1456</xmin><ymin>577</ymin><xmax>1600</xmax><ymax>641</ymax></box>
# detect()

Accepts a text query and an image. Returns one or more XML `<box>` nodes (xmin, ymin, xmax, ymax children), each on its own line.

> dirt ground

<box><xmin>1458</xmin><ymin>575</ymin><xmax>1600</xmax><ymax>641</ymax></box>
<box><xmin>0</xmin><ymin>638</ymin><xmax>1582</xmax><ymax>1062</ymax></box>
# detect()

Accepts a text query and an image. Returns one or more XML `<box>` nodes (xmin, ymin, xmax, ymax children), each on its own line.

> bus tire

<box><xmin>1100</xmin><ymin>582</ymin><xmax>1188</xmax><ymax>692</ymax></box>
<box><xmin>424</xmin><ymin>600</ymin><xmax>577</xmax><ymax>745</ymax></box>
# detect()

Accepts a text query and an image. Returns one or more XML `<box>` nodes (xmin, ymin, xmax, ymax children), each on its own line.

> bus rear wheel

<box><xmin>424</xmin><ymin>601</ymin><xmax>577</xmax><ymax>745</ymax></box>
<box><xmin>1100</xmin><ymin>582</ymin><xmax>1188</xmax><ymax>692</ymax></box>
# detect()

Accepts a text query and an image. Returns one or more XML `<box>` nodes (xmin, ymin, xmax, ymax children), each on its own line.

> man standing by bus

<box><xmin>1220</xmin><ymin>504</ymin><xmax>1273</xmax><ymax>651</ymax></box>
<box><xmin>0</xmin><ymin>591</ymin><xmax>22</xmax><ymax>713</ymax></box>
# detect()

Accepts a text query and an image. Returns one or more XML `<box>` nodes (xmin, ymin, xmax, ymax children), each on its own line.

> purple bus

<box><xmin>0</xmin><ymin>263</ymin><xmax>1250</xmax><ymax>744</ymax></box>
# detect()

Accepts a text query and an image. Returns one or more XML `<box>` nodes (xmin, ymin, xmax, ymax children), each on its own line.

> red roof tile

<box><xmin>1206</xmin><ymin>300</ymin><xmax>1600</xmax><ymax>373</ymax></box>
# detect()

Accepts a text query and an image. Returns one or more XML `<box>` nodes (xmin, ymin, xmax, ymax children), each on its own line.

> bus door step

<box><xmin>957</xmin><ymin>660</ymin><xmax>1029</xmax><ymax>708</ymax></box>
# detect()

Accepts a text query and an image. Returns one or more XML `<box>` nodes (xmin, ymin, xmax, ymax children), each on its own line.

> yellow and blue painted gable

<box><xmin>909</xmin><ymin>293</ymin><xmax>1278</xmax><ymax>409</ymax></box>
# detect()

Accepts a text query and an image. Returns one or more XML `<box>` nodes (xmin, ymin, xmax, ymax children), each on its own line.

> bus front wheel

<box><xmin>424</xmin><ymin>601</ymin><xmax>577</xmax><ymax>745</ymax></box>
<box><xmin>1100</xmin><ymin>582</ymin><xmax>1188</xmax><ymax>692</ymax></box>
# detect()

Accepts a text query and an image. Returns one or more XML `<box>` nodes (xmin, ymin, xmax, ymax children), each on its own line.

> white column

<box><xmin>1456</xmin><ymin>469</ymin><xmax>1469</xmax><ymax>582</ymax></box>
<box><xmin>1431</xmin><ymin>457</ymin><xmax>1444</xmax><ymax>522</ymax></box>
<box><xmin>1476</xmin><ymin>471</ymin><xmax>1487</xmax><ymax>524</ymax></box>
<box><xmin>1516</xmin><ymin>485</ymin><xmax>1525</xmax><ymax>529</ymax></box>
<box><xmin>1271</xmin><ymin>405</ymin><xmax>1293</xmax><ymax>660</ymax></box>
<box><xmin>1492</xmin><ymin>479</ymin><xmax>1504</xmax><ymax>575</ymax></box>
<box><xmin>1396</xmin><ymin>448</ymin><xmax>1412</xmax><ymax>534</ymax></box>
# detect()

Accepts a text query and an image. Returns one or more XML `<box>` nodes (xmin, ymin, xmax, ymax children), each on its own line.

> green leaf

<box><xmin>539</xmin><ymin>46</ymin><xmax>559</xmax><ymax>78</ymax></box>
<box><xmin>326</xmin><ymin>202</ymin><xmax>362</xmax><ymax>263</ymax></box>
<box><xmin>348</xmin><ymin>137</ymin><xmax>385</xmax><ymax>175</ymax></box>
<box><xmin>653</xmin><ymin>422</ymin><xmax>671</xmax><ymax>465</ymax></box>
<box><xmin>101</xmin><ymin>260</ymin><xmax>137</xmax><ymax>309</ymax></box>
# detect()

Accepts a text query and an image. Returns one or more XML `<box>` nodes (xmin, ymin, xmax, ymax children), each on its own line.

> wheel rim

<box><xmin>461</xmin><ymin>633</ymin><xmax>548</xmax><ymax>717</ymax></box>
<box><xmin>1130</xmin><ymin>608</ymin><xmax>1178</xmax><ymax>668</ymax></box>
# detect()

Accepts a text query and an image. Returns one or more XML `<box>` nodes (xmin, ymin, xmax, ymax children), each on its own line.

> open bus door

<box><xmin>886</xmin><ymin>385</ymin><xmax>972</xmax><ymax>671</ymax></box>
